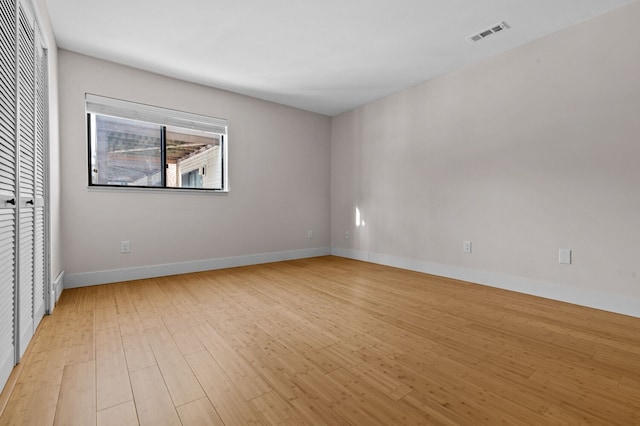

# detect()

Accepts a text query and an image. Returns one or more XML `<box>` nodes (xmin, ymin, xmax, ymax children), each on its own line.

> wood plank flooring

<box><xmin>1</xmin><ymin>256</ymin><xmax>640</xmax><ymax>425</ymax></box>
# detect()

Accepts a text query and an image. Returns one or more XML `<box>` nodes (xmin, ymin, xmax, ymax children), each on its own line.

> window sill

<box><xmin>87</xmin><ymin>185</ymin><xmax>229</xmax><ymax>194</ymax></box>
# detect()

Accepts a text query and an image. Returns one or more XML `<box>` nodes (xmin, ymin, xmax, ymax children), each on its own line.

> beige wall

<box><xmin>58</xmin><ymin>50</ymin><xmax>331</xmax><ymax>279</ymax></box>
<box><xmin>331</xmin><ymin>2</ymin><xmax>640</xmax><ymax>305</ymax></box>
<box><xmin>56</xmin><ymin>2</ymin><xmax>640</xmax><ymax>314</ymax></box>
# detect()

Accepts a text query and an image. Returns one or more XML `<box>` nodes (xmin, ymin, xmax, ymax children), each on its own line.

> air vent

<box><xmin>468</xmin><ymin>21</ymin><xmax>510</xmax><ymax>42</ymax></box>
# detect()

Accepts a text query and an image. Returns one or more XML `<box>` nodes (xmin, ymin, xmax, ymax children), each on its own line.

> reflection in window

<box><xmin>166</xmin><ymin>126</ymin><xmax>222</xmax><ymax>189</ymax></box>
<box><xmin>89</xmin><ymin>114</ymin><xmax>225</xmax><ymax>190</ymax></box>
<box><xmin>91</xmin><ymin>115</ymin><xmax>162</xmax><ymax>186</ymax></box>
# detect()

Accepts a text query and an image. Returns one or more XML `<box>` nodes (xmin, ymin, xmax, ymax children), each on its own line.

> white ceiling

<box><xmin>45</xmin><ymin>0</ymin><xmax>635</xmax><ymax>116</ymax></box>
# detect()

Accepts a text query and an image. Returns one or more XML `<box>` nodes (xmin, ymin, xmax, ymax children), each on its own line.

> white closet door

<box><xmin>0</xmin><ymin>0</ymin><xmax>17</xmax><ymax>387</ymax></box>
<box><xmin>0</xmin><ymin>0</ymin><xmax>48</xmax><ymax>391</ymax></box>
<box><xmin>17</xmin><ymin>1</ymin><xmax>36</xmax><ymax>357</ymax></box>
<box><xmin>0</xmin><ymin>207</ymin><xmax>15</xmax><ymax>387</ymax></box>
<box><xmin>32</xmin><ymin>31</ymin><xmax>46</xmax><ymax>328</ymax></box>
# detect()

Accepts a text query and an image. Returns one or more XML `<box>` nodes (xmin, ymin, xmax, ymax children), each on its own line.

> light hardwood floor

<box><xmin>1</xmin><ymin>256</ymin><xmax>640</xmax><ymax>425</ymax></box>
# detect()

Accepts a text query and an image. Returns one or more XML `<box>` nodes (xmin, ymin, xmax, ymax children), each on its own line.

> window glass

<box><xmin>166</xmin><ymin>126</ymin><xmax>222</xmax><ymax>190</ymax></box>
<box><xmin>90</xmin><ymin>115</ymin><xmax>162</xmax><ymax>186</ymax></box>
<box><xmin>88</xmin><ymin>110</ymin><xmax>226</xmax><ymax>191</ymax></box>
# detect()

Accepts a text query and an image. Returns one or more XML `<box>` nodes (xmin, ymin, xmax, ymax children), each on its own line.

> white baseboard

<box><xmin>53</xmin><ymin>271</ymin><xmax>65</xmax><ymax>303</ymax></box>
<box><xmin>64</xmin><ymin>247</ymin><xmax>331</xmax><ymax>289</ymax></box>
<box><xmin>331</xmin><ymin>247</ymin><xmax>640</xmax><ymax>318</ymax></box>
<box><xmin>61</xmin><ymin>245</ymin><xmax>640</xmax><ymax>318</ymax></box>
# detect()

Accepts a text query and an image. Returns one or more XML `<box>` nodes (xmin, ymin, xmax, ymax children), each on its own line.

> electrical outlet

<box><xmin>121</xmin><ymin>240</ymin><xmax>130</xmax><ymax>253</ymax></box>
<box><xmin>307</xmin><ymin>230</ymin><xmax>313</xmax><ymax>239</ymax></box>
<box><xmin>345</xmin><ymin>230</ymin><xmax>350</xmax><ymax>240</ymax></box>
<box><xmin>463</xmin><ymin>240</ymin><xmax>472</xmax><ymax>253</ymax></box>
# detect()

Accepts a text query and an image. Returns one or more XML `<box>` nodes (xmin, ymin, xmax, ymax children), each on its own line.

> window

<box><xmin>86</xmin><ymin>94</ymin><xmax>228</xmax><ymax>191</ymax></box>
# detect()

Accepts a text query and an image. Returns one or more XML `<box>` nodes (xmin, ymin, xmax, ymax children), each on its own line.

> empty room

<box><xmin>1</xmin><ymin>0</ymin><xmax>640</xmax><ymax>424</ymax></box>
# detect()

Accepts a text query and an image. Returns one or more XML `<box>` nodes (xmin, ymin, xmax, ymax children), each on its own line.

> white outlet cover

<box><xmin>559</xmin><ymin>249</ymin><xmax>572</xmax><ymax>264</ymax></box>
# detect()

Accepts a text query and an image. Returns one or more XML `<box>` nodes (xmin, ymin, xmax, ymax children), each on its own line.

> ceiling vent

<box><xmin>468</xmin><ymin>21</ymin><xmax>510</xmax><ymax>42</ymax></box>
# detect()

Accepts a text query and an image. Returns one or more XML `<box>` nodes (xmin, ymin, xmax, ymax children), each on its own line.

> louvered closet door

<box><xmin>17</xmin><ymin>2</ymin><xmax>37</xmax><ymax>356</ymax></box>
<box><xmin>32</xmin><ymin>31</ymin><xmax>46</xmax><ymax>328</ymax></box>
<box><xmin>0</xmin><ymin>0</ymin><xmax>17</xmax><ymax>387</ymax></box>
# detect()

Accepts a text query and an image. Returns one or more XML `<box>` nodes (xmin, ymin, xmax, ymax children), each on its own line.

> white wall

<box><xmin>331</xmin><ymin>2</ymin><xmax>640</xmax><ymax>315</ymax></box>
<box><xmin>58</xmin><ymin>51</ymin><xmax>331</xmax><ymax>285</ymax></box>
